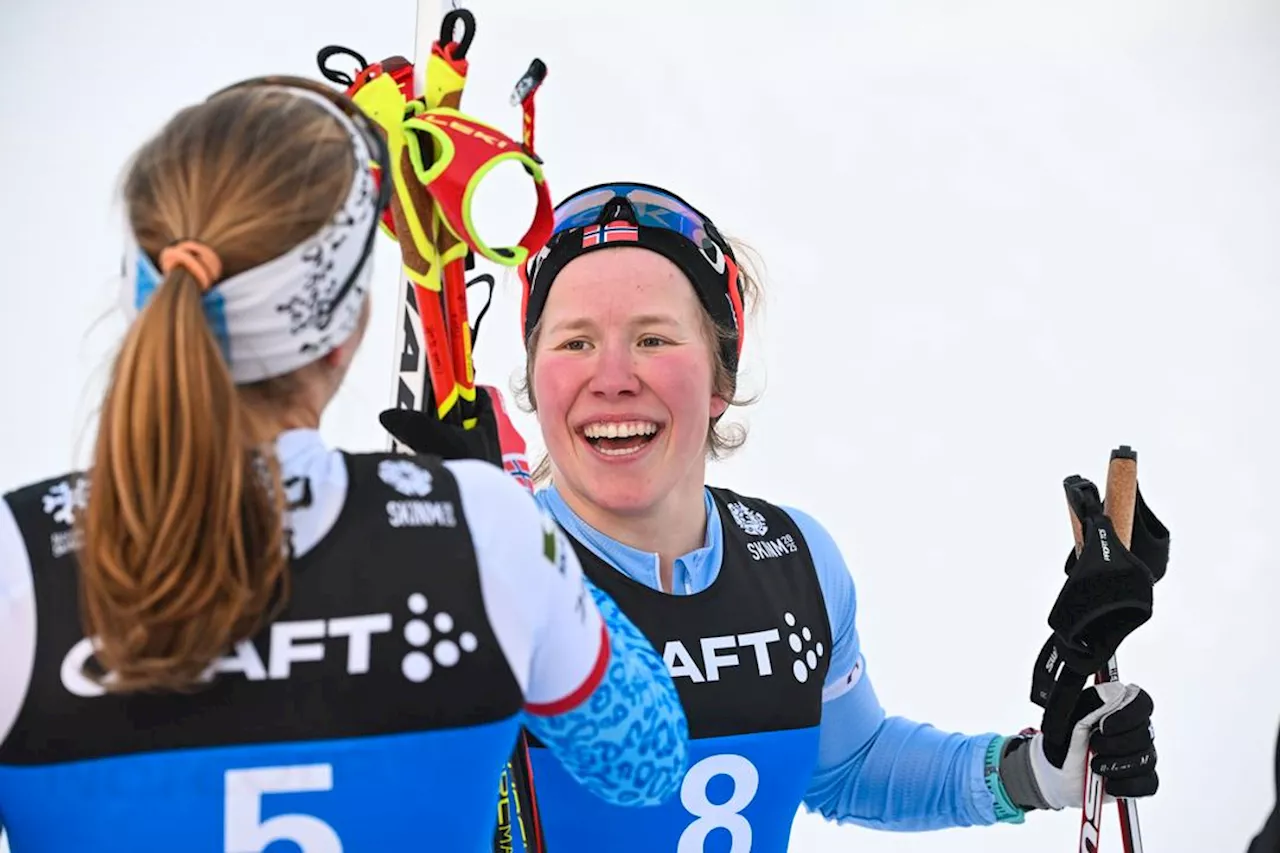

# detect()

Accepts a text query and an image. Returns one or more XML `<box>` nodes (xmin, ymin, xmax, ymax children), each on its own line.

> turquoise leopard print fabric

<box><xmin>525</xmin><ymin>582</ymin><xmax>689</xmax><ymax>806</ymax></box>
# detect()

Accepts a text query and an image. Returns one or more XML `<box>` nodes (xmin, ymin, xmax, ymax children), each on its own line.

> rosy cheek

<box><xmin>643</xmin><ymin>350</ymin><xmax>715</xmax><ymax>418</ymax></box>
<box><xmin>532</xmin><ymin>354</ymin><xmax>580</xmax><ymax>423</ymax></box>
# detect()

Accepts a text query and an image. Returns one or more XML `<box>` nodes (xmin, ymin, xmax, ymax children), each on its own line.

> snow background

<box><xmin>2</xmin><ymin>0</ymin><xmax>1278</xmax><ymax>850</ymax></box>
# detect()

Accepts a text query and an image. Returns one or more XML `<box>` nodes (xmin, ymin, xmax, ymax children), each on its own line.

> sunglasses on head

<box><xmin>522</xmin><ymin>181</ymin><xmax>746</xmax><ymax>372</ymax></box>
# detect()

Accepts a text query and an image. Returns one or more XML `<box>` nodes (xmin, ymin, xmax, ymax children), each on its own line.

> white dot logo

<box><xmin>378</xmin><ymin>459</ymin><xmax>434</xmax><ymax>497</ymax></box>
<box><xmin>401</xmin><ymin>593</ymin><xmax>479</xmax><ymax>683</ymax></box>
<box><xmin>782</xmin><ymin>611</ymin><xmax>824</xmax><ymax>684</ymax></box>
<box><xmin>42</xmin><ymin>476</ymin><xmax>89</xmax><ymax>527</ymax></box>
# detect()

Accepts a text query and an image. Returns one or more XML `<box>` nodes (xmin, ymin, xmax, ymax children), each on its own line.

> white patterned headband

<box><xmin>120</xmin><ymin>81</ymin><xmax>389</xmax><ymax>384</ymax></box>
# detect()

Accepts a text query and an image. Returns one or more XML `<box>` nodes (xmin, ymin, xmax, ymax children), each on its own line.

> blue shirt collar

<box><xmin>535</xmin><ymin>486</ymin><xmax>724</xmax><ymax>595</ymax></box>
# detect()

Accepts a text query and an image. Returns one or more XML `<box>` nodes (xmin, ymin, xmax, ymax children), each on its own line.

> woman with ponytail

<box><xmin>0</xmin><ymin>78</ymin><xmax>685</xmax><ymax>852</ymax></box>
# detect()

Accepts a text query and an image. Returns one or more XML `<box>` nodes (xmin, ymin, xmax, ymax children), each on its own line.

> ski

<box><xmin>386</xmin><ymin>0</ymin><xmax>448</xmax><ymax>453</ymax></box>
<box><xmin>319</xmin><ymin>4</ymin><xmax>550</xmax><ymax>845</ymax></box>
<box><xmin>389</xmin><ymin>4</ymin><xmax>547</xmax><ymax>850</ymax></box>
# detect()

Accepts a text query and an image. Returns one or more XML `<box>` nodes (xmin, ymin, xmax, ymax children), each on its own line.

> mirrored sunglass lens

<box><xmin>551</xmin><ymin>185</ymin><xmax>707</xmax><ymax>242</ymax></box>
<box><xmin>553</xmin><ymin>189</ymin><xmax>614</xmax><ymax>228</ymax></box>
<box><xmin>627</xmin><ymin>188</ymin><xmax>701</xmax><ymax>221</ymax></box>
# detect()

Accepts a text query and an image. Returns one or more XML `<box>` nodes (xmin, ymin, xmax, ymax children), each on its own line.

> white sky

<box><xmin>2</xmin><ymin>1</ymin><xmax>1279</xmax><ymax>851</ymax></box>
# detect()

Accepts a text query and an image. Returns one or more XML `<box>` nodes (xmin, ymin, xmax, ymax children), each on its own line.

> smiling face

<box><xmin>530</xmin><ymin>247</ymin><xmax>729</xmax><ymax>520</ymax></box>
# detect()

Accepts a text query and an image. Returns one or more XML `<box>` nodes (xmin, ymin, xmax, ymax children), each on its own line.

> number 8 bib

<box><xmin>678</xmin><ymin>754</ymin><xmax>759</xmax><ymax>853</ymax></box>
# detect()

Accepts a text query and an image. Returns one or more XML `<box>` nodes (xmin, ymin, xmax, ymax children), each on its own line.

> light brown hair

<box><xmin>75</xmin><ymin>87</ymin><xmax>355</xmax><ymax>693</ymax></box>
<box><xmin>516</xmin><ymin>237</ymin><xmax>765</xmax><ymax>484</ymax></box>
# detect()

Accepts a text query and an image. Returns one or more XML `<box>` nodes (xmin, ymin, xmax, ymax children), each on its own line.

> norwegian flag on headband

<box><xmin>582</xmin><ymin>220</ymin><xmax>639</xmax><ymax>248</ymax></box>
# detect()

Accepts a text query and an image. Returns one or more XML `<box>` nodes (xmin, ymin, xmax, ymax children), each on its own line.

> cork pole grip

<box><xmin>1104</xmin><ymin>446</ymin><xmax>1138</xmax><ymax>549</ymax></box>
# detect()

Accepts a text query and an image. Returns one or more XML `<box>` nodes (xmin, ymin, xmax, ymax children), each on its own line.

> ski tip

<box><xmin>1110</xmin><ymin>445</ymin><xmax>1137</xmax><ymax>461</ymax></box>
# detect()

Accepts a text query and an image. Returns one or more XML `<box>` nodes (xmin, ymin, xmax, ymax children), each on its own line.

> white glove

<box><xmin>1002</xmin><ymin>681</ymin><xmax>1158</xmax><ymax>811</ymax></box>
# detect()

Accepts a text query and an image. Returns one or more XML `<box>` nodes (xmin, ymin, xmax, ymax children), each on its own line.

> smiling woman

<box><xmin>381</xmin><ymin>179</ymin><xmax>1164</xmax><ymax>852</ymax></box>
<box><xmin>519</xmin><ymin>243</ymin><xmax>756</xmax><ymax>481</ymax></box>
<box><xmin>519</xmin><ymin>245</ymin><xmax>751</xmax><ymax>561</ymax></box>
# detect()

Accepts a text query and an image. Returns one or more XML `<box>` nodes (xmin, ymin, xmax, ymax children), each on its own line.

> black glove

<box><xmin>379</xmin><ymin>387</ymin><xmax>502</xmax><ymax>466</ymax></box>
<box><xmin>1059</xmin><ymin>481</ymin><xmax>1169</xmax><ymax>584</ymax></box>
<box><xmin>1001</xmin><ymin>682</ymin><xmax>1158</xmax><ymax>811</ymax></box>
<box><xmin>1031</xmin><ymin>475</ymin><xmax>1165</xmax><ymax>761</ymax></box>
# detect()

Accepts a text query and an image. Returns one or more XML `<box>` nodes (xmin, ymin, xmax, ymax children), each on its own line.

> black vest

<box><xmin>0</xmin><ymin>452</ymin><xmax>523</xmax><ymax>766</ymax></box>
<box><xmin>569</xmin><ymin>487</ymin><xmax>832</xmax><ymax>739</ymax></box>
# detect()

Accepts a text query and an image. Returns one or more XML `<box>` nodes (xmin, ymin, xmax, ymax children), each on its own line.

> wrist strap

<box><xmin>984</xmin><ymin>736</ymin><xmax>1029</xmax><ymax>824</ymax></box>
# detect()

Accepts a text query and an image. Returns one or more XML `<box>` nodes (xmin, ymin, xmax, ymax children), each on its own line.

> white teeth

<box><xmin>583</xmin><ymin>421</ymin><xmax>659</xmax><ymax>439</ymax></box>
<box><xmin>595</xmin><ymin>443</ymin><xmax>645</xmax><ymax>457</ymax></box>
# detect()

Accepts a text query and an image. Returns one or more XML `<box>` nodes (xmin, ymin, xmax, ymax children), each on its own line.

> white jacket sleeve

<box><xmin>448</xmin><ymin>460</ymin><xmax>607</xmax><ymax>710</ymax></box>
<box><xmin>447</xmin><ymin>460</ymin><xmax>687</xmax><ymax>807</ymax></box>
<box><xmin>0</xmin><ymin>499</ymin><xmax>37</xmax><ymax>750</ymax></box>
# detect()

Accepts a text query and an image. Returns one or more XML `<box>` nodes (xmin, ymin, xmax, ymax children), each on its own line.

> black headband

<box><xmin>522</xmin><ymin>193</ymin><xmax>744</xmax><ymax>375</ymax></box>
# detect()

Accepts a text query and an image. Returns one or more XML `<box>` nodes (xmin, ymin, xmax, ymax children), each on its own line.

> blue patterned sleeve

<box><xmin>524</xmin><ymin>582</ymin><xmax>689</xmax><ymax>807</ymax></box>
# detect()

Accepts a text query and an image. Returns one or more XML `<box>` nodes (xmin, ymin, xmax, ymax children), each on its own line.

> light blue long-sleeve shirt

<box><xmin>536</xmin><ymin>485</ymin><xmax>1005</xmax><ymax>832</ymax></box>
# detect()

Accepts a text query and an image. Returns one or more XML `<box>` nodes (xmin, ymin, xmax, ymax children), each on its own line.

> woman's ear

<box><xmin>322</xmin><ymin>296</ymin><xmax>370</xmax><ymax>374</ymax></box>
<box><xmin>323</xmin><ymin>332</ymin><xmax>359</xmax><ymax>373</ymax></box>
